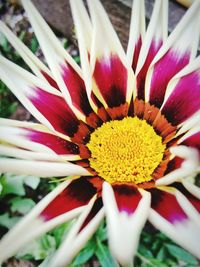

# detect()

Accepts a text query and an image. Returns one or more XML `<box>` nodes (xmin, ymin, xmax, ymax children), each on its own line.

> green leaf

<box><xmin>0</xmin><ymin>174</ymin><xmax>40</xmax><ymax>196</ymax></box>
<box><xmin>17</xmin><ymin>234</ymin><xmax>56</xmax><ymax>261</ymax></box>
<box><xmin>96</xmin><ymin>221</ymin><xmax>107</xmax><ymax>242</ymax></box>
<box><xmin>0</xmin><ymin>183</ymin><xmax>2</xmax><ymax>195</ymax></box>
<box><xmin>0</xmin><ymin>213</ymin><xmax>21</xmax><ymax>229</ymax></box>
<box><xmin>71</xmin><ymin>239</ymin><xmax>96</xmax><ymax>266</ymax></box>
<box><xmin>10</xmin><ymin>197</ymin><xmax>35</xmax><ymax>215</ymax></box>
<box><xmin>165</xmin><ymin>244</ymin><xmax>198</xmax><ymax>265</ymax></box>
<box><xmin>95</xmin><ymin>238</ymin><xmax>116</xmax><ymax>267</ymax></box>
<box><xmin>24</xmin><ymin>176</ymin><xmax>40</xmax><ymax>189</ymax></box>
<box><xmin>1</xmin><ymin>174</ymin><xmax>26</xmax><ymax>196</ymax></box>
<box><xmin>30</xmin><ymin>36</ymin><xmax>39</xmax><ymax>53</ymax></box>
<box><xmin>156</xmin><ymin>247</ymin><xmax>166</xmax><ymax>260</ymax></box>
<box><xmin>52</xmin><ymin>221</ymin><xmax>73</xmax><ymax>247</ymax></box>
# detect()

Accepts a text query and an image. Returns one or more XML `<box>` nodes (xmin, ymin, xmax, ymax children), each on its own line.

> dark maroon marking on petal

<box><xmin>113</xmin><ymin>184</ymin><xmax>142</xmax><ymax>215</ymax></box>
<box><xmin>149</xmin><ymin>48</ymin><xmax>190</xmax><ymax>108</ymax></box>
<box><xmin>40</xmin><ymin>70</ymin><xmax>60</xmax><ymax>90</ymax></box>
<box><xmin>41</xmin><ymin>178</ymin><xmax>96</xmax><ymax>221</ymax></box>
<box><xmin>26</xmin><ymin>129</ymin><xmax>79</xmax><ymax>155</ymax></box>
<box><xmin>164</xmin><ymin>156</ymin><xmax>183</xmax><ymax>175</ymax></box>
<box><xmin>173</xmin><ymin>183</ymin><xmax>200</xmax><ymax>213</ymax></box>
<box><xmin>79</xmin><ymin>197</ymin><xmax>103</xmax><ymax>232</ymax></box>
<box><xmin>93</xmin><ymin>54</ymin><xmax>127</xmax><ymax>108</ymax></box>
<box><xmin>181</xmin><ymin>131</ymin><xmax>200</xmax><ymax>153</ymax></box>
<box><xmin>149</xmin><ymin>188</ymin><xmax>187</xmax><ymax>223</ymax></box>
<box><xmin>162</xmin><ymin>71</ymin><xmax>200</xmax><ymax>125</ymax></box>
<box><xmin>132</xmin><ymin>36</ymin><xmax>142</xmax><ymax>72</ymax></box>
<box><xmin>62</xmin><ymin>64</ymin><xmax>93</xmax><ymax>116</ymax></box>
<box><xmin>30</xmin><ymin>88</ymin><xmax>79</xmax><ymax>137</ymax></box>
<box><xmin>137</xmin><ymin>39</ymin><xmax>162</xmax><ymax>100</ymax></box>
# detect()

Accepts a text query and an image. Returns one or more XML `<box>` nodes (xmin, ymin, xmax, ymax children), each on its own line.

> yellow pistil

<box><xmin>87</xmin><ymin>117</ymin><xmax>166</xmax><ymax>184</ymax></box>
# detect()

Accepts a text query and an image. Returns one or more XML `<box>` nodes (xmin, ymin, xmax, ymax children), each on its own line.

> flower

<box><xmin>0</xmin><ymin>0</ymin><xmax>200</xmax><ymax>265</ymax></box>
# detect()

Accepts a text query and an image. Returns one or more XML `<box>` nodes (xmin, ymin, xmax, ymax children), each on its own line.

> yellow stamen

<box><xmin>87</xmin><ymin>117</ymin><xmax>166</xmax><ymax>184</ymax></box>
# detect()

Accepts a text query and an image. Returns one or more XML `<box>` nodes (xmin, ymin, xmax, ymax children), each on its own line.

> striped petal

<box><xmin>136</xmin><ymin>0</ymin><xmax>168</xmax><ymax>99</ymax></box>
<box><xmin>149</xmin><ymin>187</ymin><xmax>200</xmax><ymax>259</ymax></box>
<box><xmin>0</xmin><ymin>119</ymin><xmax>80</xmax><ymax>160</ymax></box>
<box><xmin>178</xmin><ymin>125</ymin><xmax>200</xmax><ymax>153</ymax></box>
<box><xmin>69</xmin><ymin>0</ymin><xmax>97</xmax><ymax>111</ymax></box>
<box><xmin>0</xmin><ymin>178</ymin><xmax>96</xmax><ymax>263</ymax></box>
<box><xmin>127</xmin><ymin>0</ymin><xmax>145</xmax><ymax>71</ymax></box>
<box><xmin>145</xmin><ymin>1</ymin><xmax>200</xmax><ymax>107</ymax></box>
<box><xmin>49</xmin><ymin>197</ymin><xmax>104</xmax><ymax>267</ymax></box>
<box><xmin>182</xmin><ymin>179</ymin><xmax>200</xmax><ymax>200</ymax></box>
<box><xmin>21</xmin><ymin>0</ymin><xmax>92</xmax><ymax>120</ymax></box>
<box><xmin>0</xmin><ymin>56</ymin><xmax>81</xmax><ymax>137</ymax></box>
<box><xmin>102</xmin><ymin>182</ymin><xmax>150</xmax><ymax>265</ymax></box>
<box><xmin>87</xmin><ymin>0</ymin><xmax>135</xmax><ymax>109</ymax></box>
<box><xmin>0</xmin><ymin>21</ymin><xmax>58</xmax><ymax>89</ymax></box>
<box><xmin>161</xmin><ymin>57</ymin><xmax>200</xmax><ymax>126</ymax></box>
<box><xmin>156</xmin><ymin>146</ymin><xmax>199</xmax><ymax>186</ymax></box>
<box><xmin>173</xmin><ymin>183</ymin><xmax>200</xmax><ymax>216</ymax></box>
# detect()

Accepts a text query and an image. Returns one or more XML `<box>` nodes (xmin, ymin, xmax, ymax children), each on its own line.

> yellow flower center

<box><xmin>87</xmin><ymin>117</ymin><xmax>166</xmax><ymax>184</ymax></box>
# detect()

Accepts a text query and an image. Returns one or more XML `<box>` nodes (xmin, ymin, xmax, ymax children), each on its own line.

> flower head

<box><xmin>0</xmin><ymin>0</ymin><xmax>200</xmax><ymax>266</ymax></box>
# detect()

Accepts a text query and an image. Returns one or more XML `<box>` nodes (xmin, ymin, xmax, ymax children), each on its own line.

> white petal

<box><xmin>0</xmin><ymin>158</ymin><xmax>90</xmax><ymax>177</ymax></box>
<box><xmin>102</xmin><ymin>182</ymin><xmax>150</xmax><ymax>266</ymax></box>
<box><xmin>49</xmin><ymin>197</ymin><xmax>104</xmax><ymax>267</ymax></box>
<box><xmin>0</xmin><ymin>21</ymin><xmax>54</xmax><ymax>83</ymax></box>
<box><xmin>156</xmin><ymin>146</ymin><xmax>199</xmax><ymax>186</ymax></box>
<box><xmin>0</xmin><ymin>179</ymin><xmax>84</xmax><ymax>263</ymax></box>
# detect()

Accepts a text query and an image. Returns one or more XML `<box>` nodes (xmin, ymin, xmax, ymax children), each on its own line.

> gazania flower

<box><xmin>0</xmin><ymin>0</ymin><xmax>200</xmax><ymax>265</ymax></box>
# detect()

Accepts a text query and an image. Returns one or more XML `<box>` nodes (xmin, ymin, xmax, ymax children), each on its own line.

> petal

<box><xmin>0</xmin><ymin>178</ymin><xmax>96</xmax><ymax>263</ymax></box>
<box><xmin>177</xmin><ymin>110</ymin><xmax>200</xmax><ymax>136</ymax></box>
<box><xmin>173</xmin><ymin>182</ymin><xmax>200</xmax><ymax>215</ymax></box>
<box><xmin>145</xmin><ymin>1</ymin><xmax>200</xmax><ymax>107</ymax></box>
<box><xmin>182</xmin><ymin>179</ymin><xmax>200</xmax><ymax>200</ymax></box>
<box><xmin>149</xmin><ymin>187</ymin><xmax>200</xmax><ymax>259</ymax></box>
<box><xmin>0</xmin><ymin>119</ymin><xmax>80</xmax><ymax>158</ymax></box>
<box><xmin>21</xmin><ymin>0</ymin><xmax>92</xmax><ymax>120</ymax></box>
<box><xmin>156</xmin><ymin>146</ymin><xmax>199</xmax><ymax>186</ymax></box>
<box><xmin>49</xmin><ymin>197</ymin><xmax>104</xmax><ymax>267</ymax></box>
<box><xmin>0</xmin><ymin>55</ymin><xmax>80</xmax><ymax>137</ymax></box>
<box><xmin>41</xmin><ymin>178</ymin><xmax>97</xmax><ymax>220</ymax></box>
<box><xmin>161</xmin><ymin>57</ymin><xmax>200</xmax><ymax>126</ymax></box>
<box><xmin>102</xmin><ymin>182</ymin><xmax>150</xmax><ymax>265</ymax></box>
<box><xmin>0</xmin><ymin>21</ymin><xmax>58</xmax><ymax>89</ymax></box>
<box><xmin>87</xmin><ymin>0</ymin><xmax>135</xmax><ymax>108</ymax></box>
<box><xmin>0</xmin><ymin>158</ymin><xmax>89</xmax><ymax>177</ymax></box>
<box><xmin>127</xmin><ymin>0</ymin><xmax>145</xmax><ymax>71</ymax></box>
<box><xmin>178</xmin><ymin>125</ymin><xmax>200</xmax><ymax>153</ymax></box>
<box><xmin>136</xmin><ymin>0</ymin><xmax>168</xmax><ymax>99</ymax></box>
<box><xmin>69</xmin><ymin>0</ymin><xmax>97</xmax><ymax>111</ymax></box>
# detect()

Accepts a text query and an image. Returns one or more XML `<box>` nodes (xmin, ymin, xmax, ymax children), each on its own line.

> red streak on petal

<box><xmin>94</xmin><ymin>54</ymin><xmax>127</xmax><ymax>108</ymax></box>
<box><xmin>165</xmin><ymin>156</ymin><xmax>183</xmax><ymax>174</ymax></box>
<box><xmin>40</xmin><ymin>70</ymin><xmax>60</xmax><ymax>90</ymax></box>
<box><xmin>41</xmin><ymin>178</ymin><xmax>96</xmax><ymax>221</ymax></box>
<box><xmin>181</xmin><ymin>132</ymin><xmax>200</xmax><ymax>154</ymax></box>
<box><xmin>149</xmin><ymin>49</ymin><xmax>190</xmax><ymax>108</ymax></box>
<box><xmin>79</xmin><ymin>197</ymin><xmax>103</xmax><ymax>232</ymax></box>
<box><xmin>30</xmin><ymin>88</ymin><xmax>79</xmax><ymax>137</ymax></box>
<box><xmin>132</xmin><ymin>36</ymin><xmax>142</xmax><ymax>72</ymax></box>
<box><xmin>174</xmin><ymin>183</ymin><xmax>200</xmax><ymax>214</ymax></box>
<box><xmin>113</xmin><ymin>184</ymin><xmax>142</xmax><ymax>215</ymax></box>
<box><xmin>137</xmin><ymin>39</ymin><xmax>162</xmax><ymax>100</ymax></box>
<box><xmin>62</xmin><ymin>64</ymin><xmax>92</xmax><ymax>116</ymax></box>
<box><xmin>162</xmin><ymin>71</ymin><xmax>200</xmax><ymax>125</ymax></box>
<box><xmin>150</xmin><ymin>188</ymin><xmax>187</xmax><ymax>223</ymax></box>
<box><xmin>26</xmin><ymin>129</ymin><xmax>79</xmax><ymax>155</ymax></box>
